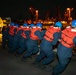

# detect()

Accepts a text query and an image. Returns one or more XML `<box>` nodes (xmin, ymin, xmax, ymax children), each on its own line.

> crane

<box><xmin>29</xmin><ymin>7</ymin><xmax>38</xmax><ymax>21</ymax></box>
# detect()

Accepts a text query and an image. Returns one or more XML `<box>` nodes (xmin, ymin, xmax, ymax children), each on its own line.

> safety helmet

<box><xmin>54</xmin><ymin>21</ymin><xmax>62</xmax><ymax>28</ymax></box>
<box><xmin>23</xmin><ymin>23</ymin><xmax>28</xmax><ymax>27</ymax></box>
<box><xmin>71</xmin><ymin>20</ymin><xmax>76</xmax><ymax>27</ymax></box>
<box><xmin>30</xmin><ymin>24</ymin><xmax>35</xmax><ymax>28</ymax></box>
<box><xmin>36</xmin><ymin>22</ymin><xmax>42</xmax><ymax>28</ymax></box>
<box><xmin>15</xmin><ymin>24</ymin><xmax>19</xmax><ymax>27</ymax></box>
<box><xmin>10</xmin><ymin>22</ymin><xmax>15</xmax><ymax>26</ymax></box>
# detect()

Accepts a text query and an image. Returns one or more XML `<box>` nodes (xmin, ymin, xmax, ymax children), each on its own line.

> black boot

<box><xmin>21</xmin><ymin>56</ymin><xmax>27</xmax><ymax>62</ymax></box>
<box><xmin>52</xmin><ymin>72</ymin><xmax>59</xmax><ymax>75</ymax></box>
<box><xmin>15</xmin><ymin>53</ymin><xmax>21</xmax><ymax>57</ymax></box>
<box><xmin>43</xmin><ymin>65</ymin><xmax>53</xmax><ymax>72</ymax></box>
<box><xmin>32</xmin><ymin>61</ymin><xmax>39</xmax><ymax>68</ymax></box>
<box><xmin>38</xmin><ymin>62</ymin><xmax>46</xmax><ymax>70</ymax></box>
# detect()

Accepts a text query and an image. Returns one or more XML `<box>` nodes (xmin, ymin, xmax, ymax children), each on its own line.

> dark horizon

<box><xmin>0</xmin><ymin>0</ymin><xmax>75</xmax><ymax>20</ymax></box>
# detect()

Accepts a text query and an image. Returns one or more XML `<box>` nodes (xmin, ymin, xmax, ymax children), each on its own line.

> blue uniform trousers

<box><xmin>8</xmin><ymin>35</ymin><xmax>14</xmax><ymax>48</ymax></box>
<box><xmin>17</xmin><ymin>36</ymin><xmax>27</xmax><ymax>54</ymax></box>
<box><xmin>52</xmin><ymin>43</ymin><xmax>72</xmax><ymax>75</ymax></box>
<box><xmin>9</xmin><ymin>30</ymin><xmax>23</xmax><ymax>52</ymax></box>
<box><xmin>9</xmin><ymin>35</ymin><xmax>20</xmax><ymax>52</ymax></box>
<box><xmin>2</xmin><ymin>30</ymin><xmax>9</xmax><ymax>48</ymax></box>
<box><xmin>35</xmin><ymin>39</ymin><xmax>54</xmax><ymax>65</ymax></box>
<box><xmin>23</xmin><ymin>38</ymin><xmax>39</xmax><ymax>58</ymax></box>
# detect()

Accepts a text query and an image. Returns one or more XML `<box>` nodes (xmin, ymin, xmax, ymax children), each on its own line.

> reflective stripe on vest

<box><xmin>44</xmin><ymin>26</ymin><xmax>60</xmax><ymax>42</ymax></box>
<box><xmin>30</xmin><ymin>27</ymin><xmax>41</xmax><ymax>40</ymax></box>
<box><xmin>60</xmin><ymin>27</ymin><xmax>76</xmax><ymax>48</ymax></box>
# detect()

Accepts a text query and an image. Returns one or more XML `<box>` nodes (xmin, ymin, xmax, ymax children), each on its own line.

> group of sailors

<box><xmin>2</xmin><ymin>20</ymin><xmax>76</xmax><ymax>75</ymax></box>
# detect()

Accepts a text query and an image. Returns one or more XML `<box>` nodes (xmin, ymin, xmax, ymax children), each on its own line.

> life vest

<box><xmin>21</xmin><ymin>31</ymin><xmax>26</xmax><ymax>39</ymax></box>
<box><xmin>7</xmin><ymin>25</ymin><xmax>10</xmax><ymax>28</ymax></box>
<box><xmin>44</xmin><ymin>26</ymin><xmax>61</xmax><ymax>42</ymax></box>
<box><xmin>60</xmin><ymin>27</ymin><xmax>76</xmax><ymax>48</ymax></box>
<box><xmin>22</xmin><ymin>27</ymin><xmax>30</xmax><ymax>31</ymax></box>
<box><xmin>21</xmin><ymin>27</ymin><xmax>30</xmax><ymax>39</ymax></box>
<box><xmin>9</xmin><ymin>26</ymin><xmax>16</xmax><ymax>35</ymax></box>
<box><xmin>29</xmin><ymin>27</ymin><xmax>41</xmax><ymax>40</ymax></box>
<box><xmin>16</xmin><ymin>26</ymin><xmax>24</xmax><ymax>34</ymax></box>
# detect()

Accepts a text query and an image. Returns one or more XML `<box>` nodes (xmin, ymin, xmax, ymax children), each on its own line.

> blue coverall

<box><xmin>35</xmin><ymin>32</ymin><xmax>60</xmax><ymax>65</ymax></box>
<box><xmin>8</xmin><ymin>27</ymin><xmax>17</xmax><ymax>48</ymax></box>
<box><xmin>9</xmin><ymin>27</ymin><xmax>23</xmax><ymax>52</ymax></box>
<box><xmin>22</xmin><ymin>30</ymin><xmax>45</xmax><ymax>59</ymax></box>
<box><xmin>2</xmin><ymin>26</ymin><xmax>10</xmax><ymax>48</ymax></box>
<box><xmin>52</xmin><ymin>37</ymin><xmax>76</xmax><ymax>75</ymax></box>
<box><xmin>16</xmin><ymin>30</ymin><xmax>30</xmax><ymax>54</ymax></box>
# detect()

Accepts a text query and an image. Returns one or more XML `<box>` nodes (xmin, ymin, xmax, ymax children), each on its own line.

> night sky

<box><xmin>0</xmin><ymin>0</ymin><xmax>75</xmax><ymax>20</ymax></box>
